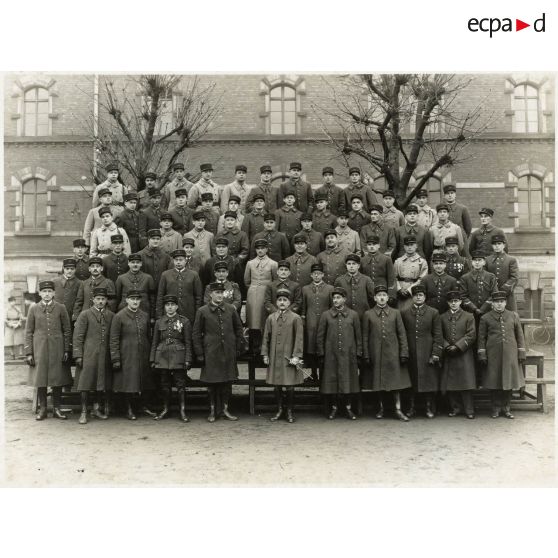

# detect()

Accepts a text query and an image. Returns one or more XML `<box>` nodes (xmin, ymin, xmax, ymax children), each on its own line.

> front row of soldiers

<box><xmin>25</xmin><ymin>265</ymin><xmax>526</xmax><ymax>423</ymax></box>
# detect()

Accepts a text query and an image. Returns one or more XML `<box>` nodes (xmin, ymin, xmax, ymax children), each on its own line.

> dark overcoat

<box><xmin>440</xmin><ymin>309</ymin><xmax>477</xmax><ymax>392</ymax></box>
<box><xmin>279</xmin><ymin>178</ymin><xmax>314</xmax><ymax>213</ymax></box>
<box><xmin>401</xmin><ymin>304</ymin><xmax>443</xmax><ymax>392</ymax></box>
<box><xmin>72</xmin><ymin>275</ymin><xmax>117</xmax><ymax>319</ymax></box>
<box><xmin>192</xmin><ymin>303</ymin><xmax>245</xmax><ymax>383</ymax></box>
<box><xmin>102</xmin><ymin>253</ymin><xmax>129</xmax><ymax>283</ymax></box>
<box><xmin>458</xmin><ymin>270</ymin><xmax>498</xmax><ymax>314</ymax></box>
<box><xmin>361</xmin><ymin>306</ymin><xmax>410</xmax><ymax>392</ymax></box>
<box><xmin>203</xmin><ymin>281</ymin><xmax>242</xmax><ymax>311</ymax></box>
<box><xmin>202</xmin><ymin>255</ymin><xmax>237</xmax><ymax>285</ymax></box>
<box><xmin>334</xmin><ymin>272</ymin><xmax>375</xmax><ymax>318</ymax></box>
<box><xmin>313</xmin><ymin>184</ymin><xmax>346</xmax><ymax>216</ymax></box>
<box><xmin>316</xmin><ymin>246</ymin><xmax>350</xmax><ymax>285</ymax></box>
<box><xmin>276</xmin><ymin>207</ymin><xmax>303</xmax><ymax>242</ymax></box>
<box><xmin>286</xmin><ymin>252</ymin><xmax>316</xmax><ymax>287</ymax></box>
<box><xmin>360</xmin><ymin>252</ymin><xmax>396</xmax><ymax>299</ymax></box>
<box><xmin>156</xmin><ymin>268</ymin><xmax>203</xmax><ymax>324</ymax></box>
<box><xmin>316</xmin><ymin>307</ymin><xmax>362</xmax><ymax>394</ymax></box>
<box><xmin>445</xmin><ymin>253</ymin><xmax>470</xmax><ymax>281</ymax></box>
<box><xmin>115</xmin><ymin>209</ymin><xmax>148</xmax><ymax>252</ymax></box>
<box><xmin>138</xmin><ymin>246</ymin><xmax>173</xmax><ymax>286</ymax></box>
<box><xmin>264</xmin><ymin>279</ymin><xmax>302</xmax><ymax>315</ymax></box>
<box><xmin>53</xmin><ymin>276</ymin><xmax>82</xmax><ymax>318</ymax></box>
<box><xmin>115</xmin><ymin>271</ymin><xmax>156</xmax><ymax>317</ymax></box>
<box><xmin>292</xmin><ymin>229</ymin><xmax>324</xmax><ymax>257</ymax></box>
<box><xmin>485</xmin><ymin>253</ymin><xmax>519</xmax><ymax>311</ymax></box>
<box><xmin>359</xmin><ymin>222</ymin><xmax>396</xmax><ymax>256</ymax></box>
<box><xmin>420</xmin><ymin>272</ymin><xmax>459</xmax><ymax>315</ymax></box>
<box><xmin>301</xmin><ymin>282</ymin><xmax>335</xmax><ymax>354</ymax></box>
<box><xmin>74</xmin><ymin>256</ymin><xmax>91</xmax><ymax>280</ymax></box>
<box><xmin>109</xmin><ymin>307</ymin><xmax>153</xmax><ymax>393</ymax></box>
<box><xmin>150</xmin><ymin>314</ymin><xmax>193</xmax><ymax>370</ymax></box>
<box><xmin>478</xmin><ymin>309</ymin><xmax>526</xmax><ymax>390</ymax></box>
<box><xmin>249</xmin><ymin>230</ymin><xmax>291</xmax><ymax>261</ymax></box>
<box><xmin>72</xmin><ymin>307</ymin><xmax>114</xmax><ymax>391</ymax></box>
<box><xmin>24</xmin><ymin>301</ymin><xmax>72</xmax><ymax>388</ymax></box>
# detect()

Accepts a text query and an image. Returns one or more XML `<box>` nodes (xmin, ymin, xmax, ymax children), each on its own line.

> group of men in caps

<box><xmin>23</xmin><ymin>160</ymin><xmax>526</xmax><ymax>423</ymax></box>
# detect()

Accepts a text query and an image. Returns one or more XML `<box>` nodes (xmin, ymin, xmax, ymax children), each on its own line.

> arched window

<box><xmin>518</xmin><ymin>174</ymin><xmax>544</xmax><ymax>227</ymax></box>
<box><xmin>22</xmin><ymin>178</ymin><xmax>48</xmax><ymax>230</ymax></box>
<box><xmin>513</xmin><ymin>84</ymin><xmax>540</xmax><ymax>133</ymax></box>
<box><xmin>24</xmin><ymin>87</ymin><xmax>50</xmax><ymax>136</ymax></box>
<box><xmin>269</xmin><ymin>85</ymin><xmax>296</xmax><ymax>135</ymax></box>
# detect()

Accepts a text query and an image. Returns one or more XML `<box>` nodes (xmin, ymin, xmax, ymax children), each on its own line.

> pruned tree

<box><xmin>78</xmin><ymin>74</ymin><xmax>222</xmax><ymax>190</ymax></box>
<box><xmin>312</xmin><ymin>74</ymin><xmax>493</xmax><ymax>207</ymax></box>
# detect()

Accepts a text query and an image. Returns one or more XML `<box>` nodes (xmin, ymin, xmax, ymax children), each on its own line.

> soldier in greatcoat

<box><xmin>73</xmin><ymin>238</ymin><xmax>90</xmax><ymax>280</ymax></box>
<box><xmin>444</xmin><ymin>236</ymin><xmax>470</xmax><ymax>281</ymax></box>
<box><xmin>359</xmin><ymin>204</ymin><xmax>396</xmax><ymax>257</ymax></box>
<box><xmin>401</xmin><ymin>284</ymin><xmax>443</xmax><ymax>418</ymax></box>
<box><xmin>156</xmin><ymin>249</ymin><xmax>203</xmax><ymax>325</ymax></box>
<box><xmin>203</xmin><ymin>261</ymin><xmax>242</xmax><ymax>312</ymax></box>
<box><xmin>485</xmin><ymin>234</ymin><xmax>519</xmax><ymax>310</ymax></box>
<box><xmin>478</xmin><ymin>291</ymin><xmax>526</xmax><ymax>419</ymax></box>
<box><xmin>311</xmin><ymin>192</ymin><xmax>338</xmax><ymax>233</ymax></box>
<box><xmin>414</xmin><ymin>189</ymin><xmax>437</xmax><ymax>229</ymax></box>
<box><xmin>168</xmin><ymin>188</ymin><xmax>194</xmax><ymax>235</ymax></box>
<box><xmin>335</xmin><ymin>210</ymin><xmax>361</xmax><ymax>255</ymax></box>
<box><xmin>218</xmin><ymin>194</ymin><xmax>245</xmax><ymax>232</ymax></box>
<box><xmin>343</xmin><ymin>167</ymin><xmax>378</xmax><ymax>213</ymax></box>
<box><xmin>159</xmin><ymin>212</ymin><xmax>183</xmax><ymax>255</ymax></box>
<box><xmin>286</xmin><ymin>233</ymin><xmax>317</xmax><ymax>287</ymax></box>
<box><xmin>102</xmin><ymin>234</ymin><xmax>130</xmax><ymax>283</ymax></box>
<box><xmin>109</xmin><ymin>290</ymin><xmax>154</xmax><ymax>420</ymax></box>
<box><xmin>202</xmin><ymin>238</ymin><xmax>237</xmax><ymax>286</ymax></box>
<box><xmin>90</xmin><ymin>207</ymin><xmax>131</xmax><ymax>258</ymax></box>
<box><xmin>458</xmin><ymin>251</ymin><xmax>498</xmax><ymax>321</ymax></box>
<box><xmin>314</xmin><ymin>167</ymin><xmax>346</xmax><ymax>217</ymax></box>
<box><xmin>278</xmin><ymin>162</ymin><xmax>314</xmax><ymax>213</ymax></box>
<box><xmin>261</xmin><ymin>289</ymin><xmax>304</xmax><ymax>423</ymax></box>
<box><xmin>220</xmin><ymin>165</ymin><xmax>252</xmax><ymax>214</ymax></box>
<box><xmin>296</xmin><ymin>213</ymin><xmax>325</xmax><ymax>256</ymax></box>
<box><xmin>316</xmin><ymin>286</ymin><xmax>362</xmax><ymax>420</ymax></box>
<box><xmin>392</xmin><ymin>204</ymin><xmax>432</xmax><ymax>261</ymax></box>
<box><xmin>249</xmin><ymin>214</ymin><xmax>291</xmax><ymax>261</ymax></box>
<box><xmin>138</xmin><ymin>229</ymin><xmax>173</xmax><ymax>288</ymax></box>
<box><xmin>115</xmin><ymin>253</ymin><xmax>156</xmax><ymax>321</ymax></box>
<box><xmin>24</xmin><ymin>280</ymin><xmax>72</xmax><ymax>420</ymax></box>
<box><xmin>347</xmin><ymin>195</ymin><xmax>371</xmax><ymax>235</ymax></box>
<box><xmin>468</xmin><ymin>207</ymin><xmax>507</xmax><ymax>256</ymax></box>
<box><xmin>72</xmin><ymin>287</ymin><xmax>113</xmax><ymax>424</ymax></box>
<box><xmin>362</xmin><ymin>284</ymin><xmax>410</xmax><ymax>421</ymax></box>
<box><xmin>301</xmin><ymin>263</ymin><xmax>334</xmax><ymax>382</ymax></box>
<box><xmin>394</xmin><ymin>235</ymin><xmax>428</xmax><ymax>312</ymax></box>
<box><xmin>276</xmin><ymin>192</ymin><xmax>303</xmax><ymax>243</ymax></box>
<box><xmin>430</xmin><ymin>204</ymin><xmax>466</xmax><ymax>256</ymax></box>
<box><xmin>442</xmin><ymin>183</ymin><xmax>472</xmax><ymax>238</ymax></box>
<box><xmin>244</xmin><ymin>239</ymin><xmax>278</xmax><ymax>355</ymax></box>
<box><xmin>150</xmin><ymin>294</ymin><xmax>193</xmax><ymax>422</ymax></box>
<box><xmin>187</xmin><ymin>163</ymin><xmax>220</xmax><ymax>209</ymax></box>
<box><xmin>440</xmin><ymin>290</ymin><xmax>477</xmax><ymax>419</ymax></box>
<box><xmin>242</xmin><ymin>193</ymin><xmax>267</xmax><ymax>244</ymax></box>
<box><xmin>114</xmin><ymin>192</ymin><xmax>148</xmax><ymax>253</ymax></box>
<box><xmin>381</xmin><ymin>190</ymin><xmax>405</xmax><ymax>230</ymax></box>
<box><xmin>193</xmin><ymin>283</ymin><xmax>245</xmax><ymax>422</ymax></box>
<box><xmin>334</xmin><ymin>254</ymin><xmax>375</xmax><ymax>319</ymax></box>
<box><xmin>419</xmin><ymin>252</ymin><xmax>459</xmax><ymax>315</ymax></box>
<box><xmin>83</xmin><ymin>188</ymin><xmax>124</xmax><ymax>249</ymax></box>
<box><xmin>199</xmin><ymin>192</ymin><xmax>221</xmax><ymax>236</ymax></box>
<box><xmin>245</xmin><ymin>165</ymin><xmax>280</xmax><ymax>213</ymax></box>
<box><xmin>73</xmin><ymin>257</ymin><xmax>117</xmax><ymax>318</ymax></box>
<box><xmin>360</xmin><ymin>235</ymin><xmax>396</xmax><ymax>304</ymax></box>
<box><xmin>161</xmin><ymin>163</ymin><xmax>194</xmax><ymax>211</ymax></box>
<box><xmin>264</xmin><ymin>260</ymin><xmax>302</xmax><ymax>315</ymax></box>
<box><xmin>182</xmin><ymin>237</ymin><xmax>204</xmax><ymax>275</ymax></box>
<box><xmin>91</xmin><ymin>161</ymin><xmax>129</xmax><ymax>208</ymax></box>
<box><xmin>141</xmin><ymin>189</ymin><xmax>165</xmax><ymax>231</ymax></box>
<box><xmin>316</xmin><ymin>230</ymin><xmax>349</xmax><ymax>285</ymax></box>
<box><xmin>183</xmin><ymin>212</ymin><xmax>214</xmax><ymax>264</ymax></box>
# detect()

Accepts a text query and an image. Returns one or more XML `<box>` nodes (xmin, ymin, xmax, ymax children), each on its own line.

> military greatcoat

<box><xmin>301</xmin><ymin>281</ymin><xmax>335</xmax><ymax>355</ymax></box>
<box><xmin>115</xmin><ymin>208</ymin><xmax>148</xmax><ymax>252</ymax></box>
<box><xmin>192</xmin><ymin>302</ymin><xmax>245</xmax><ymax>383</ymax></box>
<box><xmin>359</xmin><ymin>222</ymin><xmax>396</xmax><ymax>256</ymax></box>
<box><xmin>24</xmin><ymin>301</ymin><xmax>72</xmax><ymax>388</ymax></box>
<box><xmin>150</xmin><ymin>314</ymin><xmax>193</xmax><ymax>370</ymax></box>
<box><xmin>314</xmin><ymin>184</ymin><xmax>346</xmax><ymax>216</ymax></box>
<box><xmin>458</xmin><ymin>270</ymin><xmax>498</xmax><ymax>315</ymax></box>
<box><xmin>261</xmin><ymin>309</ymin><xmax>304</xmax><ymax>386</ymax></box>
<box><xmin>249</xmin><ymin>230</ymin><xmax>291</xmax><ymax>261</ymax></box>
<box><xmin>73</xmin><ymin>275</ymin><xmax>117</xmax><ymax>319</ymax></box>
<box><xmin>264</xmin><ymin>279</ymin><xmax>302</xmax><ymax>315</ymax></box>
<box><xmin>360</xmin><ymin>252</ymin><xmax>396</xmax><ymax>299</ymax></box>
<box><xmin>316</xmin><ymin>246</ymin><xmax>349</xmax><ymax>285</ymax></box>
<box><xmin>401</xmin><ymin>304</ymin><xmax>443</xmax><ymax>393</ymax></box>
<box><xmin>334</xmin><ymin>272</ymin><xmax>375</xmax><ymax>318</ymax></box>
<box><xmin>478</xmin><ymin>309</ymin><xmax>526</xmax><ymax>391</ymax></box>
<box><xmin>156</xmin><ymin>268</ymin><xmax>203</xmax><ymax>324</ymax></box>
<box><xmin>138</xmin><ymin>246</ymin><xmax>173</xmax><ymax>286</ymax></box>
<box><xmin>203</xmin><ymin>280</ymin><xmax>242</xmax><ymax>311</ymax></box>
<box><xmin>440</xmin><ymin>309</ymin><xmax>477</xmax><ymax>392</ymax></box>
<box><xmin>115</xmin><ymin>270</ymin><xmax>156</xmax><ymax>317</ymax></box>
<box><xmin>316</xmin><ymin>306</ymin><xmax>362</xmax><ymax>394</ymax></box>
<box><xmin>420</xmin><ymin>272</ymin><xmax>459</xmax><ymax>315</ymax></box>
<box><xmin>361</xmin><ymin>305</ymin><xmax>410</xmax><ymax>392</ymax></box>
<box><xmin>286</xmin><ymin>252</ymin><xmax>317</xmax><ymax>287</ymax></box>
<box><xmin>485</xmin><ymin>252</ymin><xmax>519</xmax><ymax>311</ymax></box>
<box><xmin>445</xmin><ymin>253</ymin><xmax>470</xmax><ymax>281</ymax></box>
<box><xmin>102</xmin><ymin>253</ymin><xmax>129</xmax><ymax>283</ymax></box>
<box><xmin>74</xmin><ymin>256</ymin><xmax>91</xmax><ymax>281</ymax></box>
<box><xmin>109</xmin><ymin>307</ymin><xmax>153</xmax><ymax>393</ymax></box>
<box><xmin>72</xmin><ymin>306</ymin><xmax>114</xmax><ymax>391</ymax></box>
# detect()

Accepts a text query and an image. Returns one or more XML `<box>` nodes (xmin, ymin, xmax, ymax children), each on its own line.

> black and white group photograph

<box><xmin>2</xmin><ymin>70</ymin><xmax>555</xmax><ymax>486</ymax></box>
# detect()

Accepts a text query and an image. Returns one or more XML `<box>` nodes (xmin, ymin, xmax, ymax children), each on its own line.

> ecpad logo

<box><xmin>468</xmin><ymin>13</ymin><xmax>546</xmax><ymax>37</ymax></box>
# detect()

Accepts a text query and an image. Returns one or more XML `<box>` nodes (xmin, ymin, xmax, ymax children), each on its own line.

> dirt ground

<box><xmin>2</xmin><ymin>361</ymin><xmax>556</xmax><ymax>487</ymax></box>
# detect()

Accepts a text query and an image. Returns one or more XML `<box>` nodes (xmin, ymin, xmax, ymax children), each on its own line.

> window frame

<box><xmin>23</xmin><ymin>86</ymin><xmax>51</xmax><ymax>137</ymax></box>
<box><xmin>268</xmin><ymin>84</ymin><xmax>297</xmax><ymax>135</ymax></box>
<box><xmin>517</xmin><ymin>174</ymin><xmax>546</xmax><ymax>228</ymax></box>
<box><xmin>21</xmin><ymin>177</ymin><xmax>49</xmax><ymax>231</ymax></box>
<box><xmin>512</xmin><ymin>83</ymin><xmax>540</xmax><ymax>133</ymax></box>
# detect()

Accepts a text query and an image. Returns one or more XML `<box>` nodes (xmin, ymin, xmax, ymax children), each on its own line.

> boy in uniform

<box><xmin>316</xmin><ymin>230</ymin><xmax>349</xmax><ymax>285</ymax></box>
<box><xmin>264</xmin><ymin>260</ymin><xmax>302</xmax><ymax>315</ymax></box>
<box><xmin>250</xmin><ymin>213</ymin><xmax>290</xmax><ymax>261</ymax></box>
<box><xmin>141</xmin><ymin>189</ymin><xmax>165</xmax><ymax>231</ymax></box>
<box><xmin>246</xmin><ymin>165</ymin><xmax>280</xmax><ymax>213</ymax></box>
<box><xmin>296</xmin><ymin>213</ymin><xmax>324</xmax><ymax>256</ymax></box>
<box><xmin>360</xmin><ymin>235</ymin><xmax>396</xmax><ymax>304</ymax></box>
<box><xmin>115</xmin><ymin>253</ymin><xmax>156</xmax><ymax>320</ymax></box>
<box><xmin>343</xmin><ymin>167</ymin><xmax>378</xmax><ymax>213</ymax></box>
<box><xmin>102</xmin><ymin>234</ymin><xmax>130</xmax><ymax>283</ymax></box>
<box><xmin>393</xmin><ymin>235</ymin><xmax>428</xmax><ymax>311</ymax></box>
<box><xmin>485</xmin><ymin>234</ymin><xmax>519</xmax><ymax>310</ymax></box>
<box><xmin>162</xmin><ymin>162</ymin><xmax>194</xmax><ymax>211</ymax></box>
<box><xmin>469</xmin><ymin>208</ymin><xmax>507</xmax><ymax>257</ymax></box>
<box><xmin>276</xmin><ymin>192</ymin><xmax>303</xmax><ymax>243</ymax></box>
<box><xmin>442</xmin><ymin>183</ymin><xmax>472</xmax><ymax>238</ymax></box>
<box><xmin>183</xmin><ymin>211</ymin><xmax>214</xmax><ymax>264</ymax></box>
<box><xmin>335</xmin><ymin>210</ymin><xmax>361</xmax><ymax>255</ymax></box>
<box><xmin>159</xmin><ymin>212</ymin><xmax>183</xmax><ymax>255</ymax></box>
<box><xmin>138</xmin><ymin>229</ymin><xmax>173</xmax><ymax>288</ymax></box>
<box><xmin>115</xmin><ymin>192</ymin><xmax>147</xmax><ymax>253</ymax></box>
<box><xmin>220</xmin><ymin>165</ymin><xmax>252</xmax><ymax>214</ymax></box>
<box><xmin>381</xmin><ymin>190</ymin><xmax>404</xmax><ymax>229</ymax></box>
<box><xmin>168</xmin><ymin>188</ymin><xmax>194</xmax><ymax>235</ymax></box>
<box><xmin>315</xmin><ymin>167</ymin><xmax>345</xmax><ymax>216</ymax></box>
<box><xmin>347</xmin><ymin>194</ymin><xmax>371</xmax><ymax>235</ymax></box>
<box><xmin>414</xmin><ymin>189</ymin><xmax>437</xmax><ymax>229</ymax></box>
<box><xmin>73</xmin><ymin>239</ymin><xmax>90</xmax><ymax>280</ymax></box>
<box><xmin>312</xmin><ymin>192</ymin><xmax>338</xmax><ymax>234</ymax></box>
<box><xmin>279</xmin><ymin>162</ymin><xmax>314</xmax><ymax>213</ymax></box>
<box><xmin>83</xmin><ymin>188</ymin><xmax>123</xmax><ymax>248</ymax></box>
<box><xmin>188</xmin><ymin>163</ymin><xmax>220</xmax><ymax>209</ymax></box>
<box><xmin>217</xmin><ymin>194</ymin><xmax>244</xmax><ymax>233</ymax></box>
<box><xmin>419</xmin><ymin>252</ymin><xmax>458</xmax><ymax>315</ymax></box>
<box><xmin>393</xmin><ymin>204</ymin><xmax>432</xmax><ymax>260</ymax></box>
<box><xmin>243</xmin><ymin>192</ymin><xmax>268</xmax><ymax>245</ymax></box>
<box><xmin>286</xmin><ymin>233</ymin><xmax>317</xmax><ymax>287</ymax></box>
<box><xmin>334</xmin><ymin>254</ymin><xmax>375</xmax><ymax>319</ymax></box>
<box><xmin>199</xmin><ymin>192</ymin><xmax>221</xmax><ymax>235</ymax></box>
<box><xmin>359</xmin><ymin>204</ymin><xmax>396</xmax><ymax>257</ymax></box>
<box><xmin>430</xmin><ymin>203</ymin><xmax>465</xmax><ymax>255</ymax></box>
<box><xmin>90</xmin><ymin>207</ymin><xmax>131</xmax><ymax>258</ymax></box>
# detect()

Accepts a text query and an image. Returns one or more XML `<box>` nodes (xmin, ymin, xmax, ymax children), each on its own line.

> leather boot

<box><xmin>328</xmin><ymin>405</ymin><xmax>337</xmax><ymax>420</ymax></box>
<box><xmin>178</xmin><ymin>389</ymin><xmax>189</xmax><ymax>422</ymax></box>
<box><xmin>35</xmin><ymin>387</ymin><xmax>48</xmax><ymax>421</ymax></box>
<box><xmin>345</xmin><ymin>406</ymin><xmax>357</xmax><ymax>420</ymax></box>
<box><xmin>270</xmin><ymin>388</ymin><xmax>284</xmax><ymax>421</ymax></box>
<box><xmin>207</xmin><ymin>387</ymin><xmax>216</xmax><ymax>423</ymax></box>
<box><xmin>103</xmin><ymin>392</ymin><xmax>111</xmax><ymax>418</ymax></box>
<box><xmin>79</xmin><ymin>392</ymin><xmax>88</xmax><ymax>425</ymax></box>
<box><xmin>375</xmin><ymin>395</ymin><xmax>384</xmax><ymax>419</ymax></box>
<box><xmin>91</xmin><ymin>397</ymin><xmax>108</xmax><ymax>420</ymax></box>
<box><xmin>126</xmin><ymin>396</ymin><xmax>137</xmax><ymax>420</ymax></box>
<box><xmin>394</xmin><ymin>391</ymin><xmax>409</xmax><ymax>422</ymax></box>
<box><xmin>405</xmin><ymin>394</ymin><xmax>416</xmax><ymax>418</ymax></box>
<box><xmin>52</xmin><ymin>387</ymin><xmax>67</xmax><ymax>420</ymax></box>
<box><xmin>221</xmin><ymin>384</ymin><xmax>238</xmax><ymax>421</ymax></box>
<box><xmin>155</xmin><ymin>388</ymin><xmax>170</xmax><ymax>420</ymax></box>
<box><xmin>425</xmin><ymin>395</ymin><xmax>435</xmax><ymax>419</ymax></box>
<box><xmin>286</xmin><ymin>388</ymin><xmax>295</xmax><ymax>423</ymax></box>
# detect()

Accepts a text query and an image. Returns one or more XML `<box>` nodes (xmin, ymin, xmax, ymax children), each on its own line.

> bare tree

<box><xmin>79</xmin><ymin>74</ymin><xmax>223</xmax><ymax>190</ymax></box>
<box><xmin>312</xmin><ymin>74</ymin><xmax>493</xmax><ymax>207</ymax></box>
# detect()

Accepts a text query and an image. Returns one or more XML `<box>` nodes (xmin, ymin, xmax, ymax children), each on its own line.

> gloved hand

<box><xmin>184</xmin><ymin>361</ymin><xmax>192</xmax><ymax>371</ymax></box>
<box><xmin>63</xmin><ymin>352</ymin><xmax>70</xmax><ymax>363</ymax></box>
<box><xmin>445</xmin><ymin>345</ymin><xmax>458</xmax><ymax>355</ymax></box>
<box><xmin>75</xmin><ymin>357</ymin><xmax>83</xmax><ymax>367</ymax></box>
<box><xmin>26</xmin><ymin>355</ymin><xmax>35</xmax><ymax>367</ymax></box>
<box><xmin>112</xmin><ymin>361</ymin><xmax>121</xmax><ymax>370</ymax></box>
<box><xmin>429</xmin><ymin>355</ymin><xmax>441</xmax><ymax>368</ymax></box>
<box><xmin>262</xmin><ymin>355</ymin><xmax>270</xmax><ymax>366</ymax></box>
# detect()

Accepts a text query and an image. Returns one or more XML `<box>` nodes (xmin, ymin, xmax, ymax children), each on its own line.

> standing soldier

<box><xmin>381</xmin><ymin>191</ymin><xmax>405</xmax><ymax>229</ymax></box>
<box><xmin>316</xmin><ymin>230</ymin><xmax>349</xmax><ymax>285</ymax></box>
<box><xmin>286</xmin><ymin>234</ymin><xmax>317</xmax><ymax>288</ymax></box>
<box><xmin>246</xmin><ymin>165</ymin><xmax>280</xmax><ymax>213</ymax></box>
<box><xmin>264</xmin><ymin>260</ymin><xmax>302</xmax><ymax>315</ymax></box>
<box><xmin>203</xmin><ymin>261</ymin><xmax>242</xmax><ymax>312</ymax></box>
<box><xmin>242</xmin><ymin>192</ymin><xmax>267</xmax><ymax>245</ymax></box>
<box><xmin>392</xmin><ymin>204</ymin><xmax>432</xmax><ymax>261</ymax></box>
<box><xmin>159</xmin><ymin>213</ymin><xmax>183</xmax><ymax>255</ymax></box>
<box><xmin>430</xmin><ymin>203</ymin><xmax>466</xmax><ymax>255</ymax></box>
<box><xmin>276</xmin><ymin>192</ymin><xmax>303</xmax><ymax>244</ymax></box>
<box><xmin>109</xmin><ymin>290</ymin><xmax>154</xmax><ymax>420</ymax></box>
<box><xmin>168</xmin><ymin>188</ymin><xmax>194</xmax><ymax>236</ymax></box>
<box><xmin>279</xmin><ymin>162</ymin><xmax>314</xmax><ymax>213</ymax></box>
<box><xmin>25</xmin><ymin>280</ymin><xmax>71</xmax><ymax>420</ymax></box>
<box><xmin>141</xmin><ymin>189</ymin><xmax>165</xmax><ymax>231</ymax></box>
<box><xmin>193</xmin><ymin>282</ymin><xmax>245</xmax><ymax>422</ymax></box>
<box><xmin>245</xmin><ymin>239</ymin><xmax>278</xmax><ymax>354</ymax></box>
<box><xmin>150</xmin><ymin>294</ymin><xmax>193</xmax><ymax>422</ymax></box>
<box><xmin>91</xmin><ymin>161</ymin><xmax>129</xmax><ymax>208</ymax></box>
<box><xmin>156</xmin><ymin>249</ymin><xmax>203</xmax><ymax>325</ymax></box>
<box><xmin>401</xmin><ymin>284</ymin><xmax>443</xmax><ymax>419</ymax></box>
<box><xmin>444</xmin><ymin>236</ymin><xmax>470</xmax><ymax>281</ymax></box>
<box><xmin>347</xmin><ymin>195</ymin><xmax>371</xmax><ymax>235</ymax></box>
<box><xmin>334</xmin><ymin>254</ymin><xmax>375</xmax><ymax>319</ymax></box>
<box><xmin>182</xmin><ymin>237</ymin><xmax>204</xmax><ymax>275</ymax></box>
<box><xmin>137</xmin><ymin>171</ymin><xmax>160</xmax><ymax>210</ymax></box>
<box><xmin>442</xmin><ymin>183</ymin><xmax>472</xmax><ymax>238</ymax></box>
<box><xmin>334</xmin><ymin>210</ymin><xmax>361</xmax><ymax>255</ymax></box>
<box><xmin>393</xmin><ymin>235</ymin><xmax>428</xmax><ymax>311</ymax></box>
<box><xmin>296</xmin><ymin>213</ymin><xmax>324</xmax><ymax>256</ymax></box>
<box><xmin>72</xmin><ymin>287</ymin><xmax>113</xmax><ymax>424</ymax></box>
<box><xmin>312</xmin><ymin>192</ymin><xmax>338</xmax><ymax>234</ymax></box>
<box><xmin>458</xmin><ymin>252</ymin><xmax>498</xmax><ymax>322</ymax></box>
<box><xmin>414</xmin><ymin>189</ymin><xmax>437</xmax><ymax>229</ymax></box>
<box><xmin>261</xmin><ymin>289</ymin><xmax>305</xmax><ymax>423</ymax></box>
<box><xmin>217</xmin><ymin>195</ymin><xmax>244</xmax><ymax>233</ymax></box>
<box><xmin>301</xmin><ymin>263</ymin><xmax>335</xmax><ymax>382</ymax></box>
<box><xmin>220</xmin><ymin>164</ymin><xmax>252</xmax><ymax>214</ymax></box>
<box><xmin>419</xmin><ymin>252</ymin><xmax>459</xmax><ymax>315</ymax></box>
<box><xmin>359</xmin><ymin>204</ymin><xmax>396</xmax><ymax>257</ymax></box>
<box><xmin>316</xmin><ymin>286</ymin><xmax>362</xmax><ymax>420</ymax></box>
<box><xmin>478</xmin><ymin>291</ymin><xmax>526</xmax><ymax>419</ymax></box>
<box><xmin>73</xmin><ymin>239</ymin><xmax>90</xmax><ymax>280</ymax></box>
<box><xmin>360</xmin><ymin>235</ymin><xmax>397</xmax><ymax>304</ymax></box>
<box><xmin>138</xmin><ymin>229</ymin><xmax>173</xmax><ymax>288</ymax></box>
<box><xmin>213</xmin><ymin>211</ymin><xmax>249</xmax><ymax>263</ymax></box>
<box><xmin>199</xmin><ymin>192</ymin><xmax>221</xmax><ymax>235</ymax></box>
<box><xmin>188</xmin><ymin>163</ymin><xmax>220</xmax><ymax>209</ymax></box>
<box><xmin>161</xmin><ymin>162</ymin><xmax>194</xmax><ymax>211</ymax></box>
<box><xmin>73</xmin><ymin>257</ymin><xmax>117</xmax><ymax>318</ymax></box>
<box><xmin>440</xmin><ymin>290</ymin><xmax>477</xmax><ymax>419</ymax></box>
<box><xmin>343</xmin><ymin>167</ymin><xmax>378</xmax><ymax>213</ymax></box>
<box><xmin>183</xmin><ymin>212</ymin><xmax>214</xmax><ymax>264</ymax></box>
<box><xmin>115</xmin><ymin>253</ymin><xmax>156</xmax><ymax>320</ymax></box>
<box><xmin>90</xmin><ymin>207</ymin><xmax>131</xmax><ymax>258</ymax></box>
<box><xmin>115</xmin><ymin>192</ymin><xmax>148</xmax><ymax>253</ymax></box>
<box><xmin>202</xmin><ymin>238</ymin><xmax>237</xmax><ymax>286</ymax></box>
<box><xmin>485</xmin><ymin>234</ymin><xmax>519</xmax><ymax>310</ymax></box>
<box><xmin>102</xmin><ymin>234</ymin><xmax>130</xmax><ymax>283</ymax></box>
<box><xmin>83</xmin><ymin>188</ymin><xmax>123</xmax><ymax>249</ymax></box>
<box><xmin>250</xmin><ymin>214</ymin><xmax>290</xmax><ymax>261</ymax></box>
<box><xmin>469</xmin><ymin>208</ymin><xmax>508</xmax><ymax>256</ymax></box>
<box><xmin>362</xmin><ymin>284</ymin><xmax>410</xmax><ymax>421</ymax></box>
<box><xmin>314</xmin><ymin>167</ymin><xmax>346</xmax><ymax>216</ymax></box>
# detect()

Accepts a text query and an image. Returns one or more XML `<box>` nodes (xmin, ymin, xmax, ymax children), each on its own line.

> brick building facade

<box><xmin>3</xmin><ymin>73</ymin><xmax>555</xmax><ymax>320</ymax></box>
